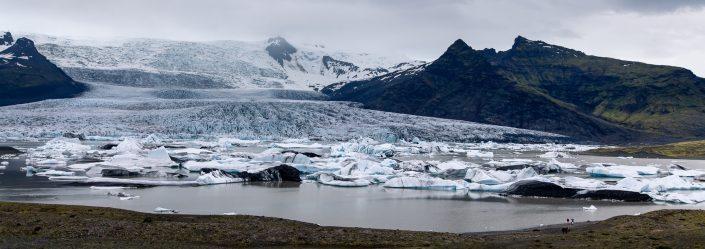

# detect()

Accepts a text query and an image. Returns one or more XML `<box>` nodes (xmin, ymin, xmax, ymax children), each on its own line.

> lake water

<box><xmin>1</xmin><ymin>142</ymin><xmax>704</xmax><ymax>233</ymax></box>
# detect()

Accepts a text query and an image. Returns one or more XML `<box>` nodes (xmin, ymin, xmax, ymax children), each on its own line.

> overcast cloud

<box><xmin>1</xmin><ymin>0</ymin><xmax>704</xmax><ymax>76</ymax></box>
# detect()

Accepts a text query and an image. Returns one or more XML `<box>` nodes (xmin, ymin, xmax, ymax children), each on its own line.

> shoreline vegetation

<box><xmin>1</xmin><ymin>202</ymin><xmax>704</xmax><ymax>248</ymax></box>
<box><xmin>587</xmin><ymin>140</ymin><xmax>705</xmax><ymax>159</ymax></box>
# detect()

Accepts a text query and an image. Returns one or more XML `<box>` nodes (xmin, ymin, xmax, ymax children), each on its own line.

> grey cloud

<box><xmin>612</xmin><ymin>0</ymin><xmax>705</xmax><ymax>13</ymax></box>
<box><xmin>0</xmin><ymin>0</ymin><xmax>702</xmax><ymax>76</ymax></box>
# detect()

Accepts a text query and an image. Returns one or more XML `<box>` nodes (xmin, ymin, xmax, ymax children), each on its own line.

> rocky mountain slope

<box><xmin>20</xmin><ymin>33</ymin><xmax>421</xmax><ymax>90</ymax></box>
<box><xmin>0</xmin><ymin>34</ymin><xmax>87</xmax><ymax>106</ymax></box>
<box><xmin>326</xmin><ymin>37</ymin><xmax>705</xmax><ymax>143</ymax></box>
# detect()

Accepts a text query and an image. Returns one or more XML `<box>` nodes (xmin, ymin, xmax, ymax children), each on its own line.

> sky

<box><xmin>1</xmin><ymin>0</ymin><xmax>704</xmax><ymax>76</ymax></box>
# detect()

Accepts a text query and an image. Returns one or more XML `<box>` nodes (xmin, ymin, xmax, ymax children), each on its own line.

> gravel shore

<box><xmin>0</xmin><ymin>202</ymin><xmax>703</xmax><ymax>248</ymax></box>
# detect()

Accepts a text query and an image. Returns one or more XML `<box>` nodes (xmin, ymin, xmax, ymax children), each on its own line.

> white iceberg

<box><xmin>562</xmin><ymin>176</ymin><xmax>606</xmax><ymax>189</ymax></box>
<box><xmin>615</xmin><ymin>175</ymin><xmax>705</xmax><ymax>192</ymax></box>
<box><xmin>652</xmin><ymin>192</ymin><xmax>705</xmax><ymax>204</ymax></box>
<box><xmin>48</xmin><ymin>176</ymin><xmax>89</xmax><ymax>181</ymax></box>
<box><xmin>196</xmin><ymin>170</ymin><xmax>244</xmax><ymax>185</ymax></box>
<box><xmin>466</xmin><ymin>150</ymin><xmax>494</xmax><ymax>158</ymax></box>
<box><xmin>35</xmin><ymin>170</ymin><xmax>75</xmax><ymax>176</ymax></box>
<box><xmin>317</xmin><ymin>173</ymin><xmax>371</xmax><ymax>187</ymax></box>
<box><xmin>154</xmin><ymin>207</ymin><xmax>179</xmax><ymax>213</ymax></box>
<box><xmin>582</xmin><ymin>205</ymin><xmax>597</xmax><ymax>211</ymax></box>
<box><xmin>383</xmin><ymin>176</ymin><xmax>466</xmax><ymax>190</ymax></box>
<box><xmin>330</xmin><ymin>140</ymin><xmax>396</xmax><ymax>158</ymax></box>
<box><xmin>547</xmin><ymin>158</ymin><xmax>577</xmax><ymax>171</ymax></box>
<box><xmin>464</xmin><ymin>168</ymin><xmax>514</xmax><ymax>185</ymax></box>
<box><xmin>586</xmin><ymin>165</ymin><xmax>659</xmax><ymax>178</ymax></box>
<box><xmin>114</xmin><ymin>138</ymin><xmax>144</xmax><ymax>153</ymax></box>
<box><xmin>538</xmin><ymin>151</ymin><xmax>572</xmax><ymax>158</ymax></box>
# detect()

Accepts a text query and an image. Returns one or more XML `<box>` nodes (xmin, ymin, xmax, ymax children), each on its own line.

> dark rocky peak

<box><xmin>322</xmin><ymin>56</ymin><xmax>360</xmax><ymax>77</ymax></box>
<box><xmin>0</xmin><ymin>32</ymin><xmax>13</xmax><ymax>46</ymax></box>
<box><xmin>425</xmin><ymin>38</ymin><xmax>494</xmax><ymax>76</ymax></box>
<box><xmin>266</xmin><ymin>36</ymin><xmax>297</xmax><ymax>66</ymax></box>
<box><xmin>508</xmin><ymin>35</ymin><xmax>585</xmax><ymax>59</ymax></box>
<box><xmin>2</xmin><ymin>38</ymin><xmax>40</xmax><ymax>56</ymax></box>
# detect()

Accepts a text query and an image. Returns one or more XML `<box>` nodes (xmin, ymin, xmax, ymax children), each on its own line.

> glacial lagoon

<box><xmin>1</xmin><ymin>139</ymin><xmax>704</xmax><ymax>233</ymax></box>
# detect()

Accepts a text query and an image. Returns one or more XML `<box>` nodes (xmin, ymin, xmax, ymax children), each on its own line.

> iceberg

<box><xmin>652</xmin><ymin>192</ymin><xmax>705</xmax><ymax>204</ymax></box>
<box><xmin>669</xmin><ymin>169</ymin><xmax>705</xmax><ymax>177</ymax></box>
<box><xmin>582</xmin><ymin>205</ymin><xmax>597</xmax><ymax>211</ymax></box>
<box><xmin>32</xmin><ymin>159</ymin><xmax>67</xmax><ymax>167</ymax></box>
<box><xmin>183</xmin><ymin>159</ymin><xmax>251</xmax><ymax>173</ymax></box>
<box><xmin>586</xmin><ymin>165</ymin><xmax>659</xmax><ymax>178</ymax></box>
<box><xmin>48</xmin><ymin>176</ymin><xmax>89</xmax><ymax>181</ymax></box>
<box><xmin>317</xmin><ymin>173</ymin><xmax>371</xmax><ymax>187</ymax></box>
<box><xmin>114</xmin><ymin>138</ymin><xmax>144</xmax><ymax>153</ymax></box>
<box><xmin>254</xmin><ymin>151</ymin><xmax>313</xmax><ymax>165</ymax></box>
<box><xmin>154</xmin><ymin>207</ymin><xmax>179</xmax><ymax>213</ymax></box>
<box><xmin>338</xmin><ymin>159</ymin><xmax>394</xmax><ymax>176</ymax></box>
<box><xmin>538</xmin><ymin>151</ymin><xmax>572</xmax><ymax>158</ymax></box>
<box><xmin>436</xmin><ymin>160</ymin><xmax>475</xmax><ymax>171</ymax></box>
<box><xmin>466</xmin><ymin>150</ymin><xmax>494</xmax><ymax>158</ymax></box>
<box><xmin>35</xmin><ymin>170</ymin><xmax>75</xmax><ymax>176</ymax></box>
<box><xmin>141</xmin><ymin>134</ymin><xmax>164</xmax><ymax>146</ymax></box>
<box><xmin>31</xmin><ymin>137</ymin><xmax>90</xmax><ymax>156</ymax></box>
<box><xmin>330</xmin><ymin>140</ymin><xmax>395</xmax><ymax>158</ymax></box>
<box><xmin>547</xmin><ymin>158</ymin><xmax>577</xmax><ymax>171</ymax></box>
<box><xmin>196</xmin><ymin>170</ymin><xmax>244</xmax><ymax>185</ymax></box>
<box><xmin>464</xmin><ymin>168</ymin><xmax>513</xmax><ymax>185</ymax></box>
<box><xmin>562</xmin><ymin>176</ymin><xmax>606</xmax><ymax>189</ymax></box>
<box><xmin>615</xmin><ymin>175</ymin><xmax>705</xmax><ymax>192</ymax></box>
<box><xmin>383</xmin><ymin>176</ymin><xmax>466</xmax><ymax>190</ymax></box>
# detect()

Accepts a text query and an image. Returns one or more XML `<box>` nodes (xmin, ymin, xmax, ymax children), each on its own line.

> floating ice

<box><xmin>547</xmin><ymin>158</ymin><xmax>577</xmax><ymax>171</ymax></box>
<box><xmin>383</xmin><ymin>175</ymin><xmax>466</xmax><ymax>190</ymax></box>
<box><xmin>615</xmin><ymin>175</ymin><xmax>705</xmax><ymax>193</ymax></box>
<box><xmin>32</xmin><ymin>159</ymin><xmax>67</xmax><ymax>167</ymax></box>
<box><xmin>652</xmin><ymin>192</ymin><xmax>705</xmax><ymax>204</ymax></box>
<box><xmin>464</xmin><ymin>168</ymin><xmax>509</xmax><ymax>185</ymax></box>
<box><xmin>317</xmin><ymin>173</ymin><xmax>371</xmax><ymax>187</ymax></box>
<box><xmin>89</xmin><ymin>186</ymin><xmax>135</xmax><ymax>190</ymax></box>
<box><xmin>337</xmin><ymin>159</ymin><xmax>394</xmax><ymax>176</ymax></box>
<box><xmin>47</xmin><ymin>176</ymin><xmax>89</xmax><ymax>181</ymax></box>
<box><xmin>466</xmin><ymin>150</ymin><xmax>493</xmax><ymax>158</ymax></box>
<box><xmin>196</xmin><ymin>170</ymin><xmax>244</xmax><ymax>185</ymax></box>
<box><xmin>31</xmin><ymin>137</ymin><xmax>90</xmax><ymax>156</ymax></box>
<box><xmin>114</xmin><ymin>138</ymin><xmax>143</xmax><ymax>153</ymax></box>
<box><xmin>141</xmin><ymin>134</ymin><xmax>163</xmax><ymax>146</ymax></box>
<box><xmin>538</xmin><ymin>151</ymin><xmax>572</xmax><ymax>158</ymax></box>
<box><xmin>562</xmin><ymin>176</ymin><xmax>606</xmax><ymax>189</ymax></box>
<box><xmin>669</xmin><ymin>169</ymin><xmax>705</xmax><ymax>177</ymax></box>
<box><xmin>154</xmin><ymin>207</ymin><xmax>179</xmax><ymax>213</ymax></box>
<box><xmin>582</xmin><ymin>205</ymin><xmax>597</xmax><ymax>211</ymax></box>
<box><xmin>36</xmin><ymin>170</ymin><xmax>75</xmax><ymax>176</ymax></box>
<box><xmin>586</xmin><ymin>164</ymin><xmax>659</xmax><ymax>178</ymax></box>
<box><xmin>331</xmin><ymin>139</ymin><xmax>396</xmax><ymax>158</ymax></box>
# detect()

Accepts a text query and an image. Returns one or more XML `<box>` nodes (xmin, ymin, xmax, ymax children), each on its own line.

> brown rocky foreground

<box><xmin>0</xmin><ymin>202</ymin><xmax>703</xmax><ymax>248</ymax></box>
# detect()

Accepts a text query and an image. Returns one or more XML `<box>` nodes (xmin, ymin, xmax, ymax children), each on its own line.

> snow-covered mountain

<box><xmin>19</xmin><ymin>33</ymin><xmax>422</xmax><ymax>90</ymax></box>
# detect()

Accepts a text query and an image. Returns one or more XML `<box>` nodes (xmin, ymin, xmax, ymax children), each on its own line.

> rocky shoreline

<box><xmin>1</xmin><ymin>202</ymin><xmax>704</xmax><ymax>248</ymax></box>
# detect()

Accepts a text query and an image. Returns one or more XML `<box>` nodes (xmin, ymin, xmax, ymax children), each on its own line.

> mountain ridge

<box><xmin>0</xmin><ymin>35</ymin><xmax>87</xmax><ymax>106</ymax></box>
<box><xmin>325</xmin><ymin>36</ymin><xmax>705</xmax><ymax>143</ymax></box>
